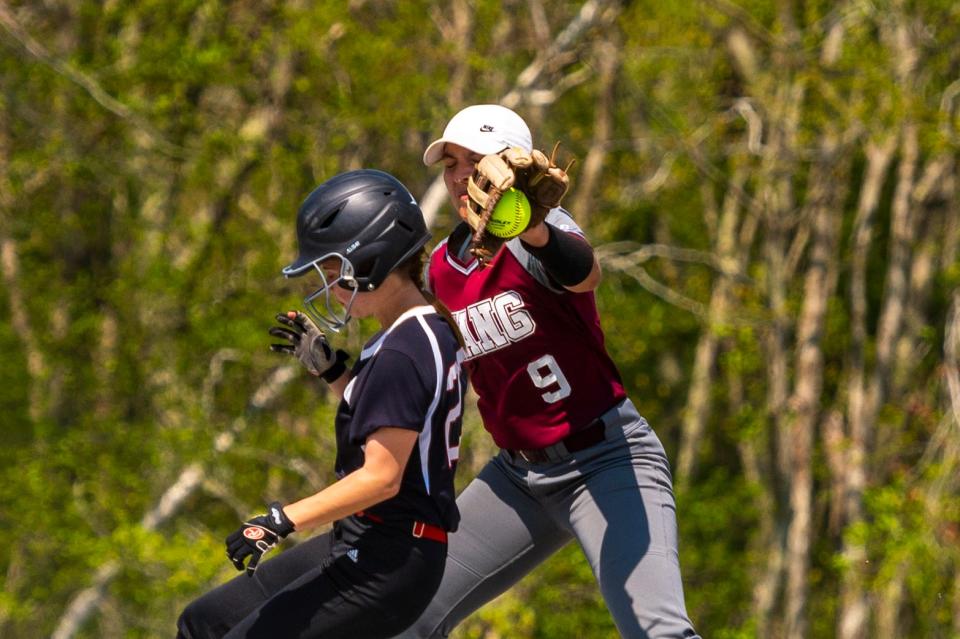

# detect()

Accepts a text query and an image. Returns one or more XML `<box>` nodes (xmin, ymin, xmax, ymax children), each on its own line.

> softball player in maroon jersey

<box><xmin>393</xmin><ymin>105</ymin><xmax>700</xmax><ymax>638</ymax></box>
<box><xmin>177</xmin><ymin>170</ymin><xmax>466</xmax><ymax>639</ymax></box>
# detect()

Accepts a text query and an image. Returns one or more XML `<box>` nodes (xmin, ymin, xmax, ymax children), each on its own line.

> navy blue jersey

<box><xmin>334</xmin><ymin>306</ymin><xmax>465</xmax><ymax>531</ymax></box>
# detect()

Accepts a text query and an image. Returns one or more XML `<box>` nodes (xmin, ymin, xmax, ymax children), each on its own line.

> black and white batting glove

<box><xmin>269</xmin><ymin>311</ymin><xmax>349</xmax><ymax>382</ymax></box>
<box><xmin>225</xmin><ymin>502</ymin><xmax>295</xmax><ymax>577</ymax></box>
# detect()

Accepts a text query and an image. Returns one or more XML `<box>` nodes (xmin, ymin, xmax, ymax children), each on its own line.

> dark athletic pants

<box><xmin>177</xmin><ymin>516</ymin><xmax>446</xmax><ymax>639</ymax></box>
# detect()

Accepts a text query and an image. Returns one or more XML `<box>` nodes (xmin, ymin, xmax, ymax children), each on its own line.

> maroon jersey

<box><xmin>428</xmin><ymin>209</ymin><xmax>626</xmax><ymax>450</ymax></box>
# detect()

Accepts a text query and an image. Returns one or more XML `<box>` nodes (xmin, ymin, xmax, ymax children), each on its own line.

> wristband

<box><xmin>321</xmin><ymin>349</ymin><xmax>350</xmax><ymax>384</ymax></box>
<box><xmin>520</xmin><ymin>224</ymin><xmax>595</xmax><ymax>287</ymax></box>
<box><xmin>266</xmin><ymin>501</ymin><xmax>296</xmax><ymax>537</ymax></box>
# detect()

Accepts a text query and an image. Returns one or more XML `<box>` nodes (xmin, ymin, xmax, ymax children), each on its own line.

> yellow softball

<box><xmin>486</xmin><ymin>188</ymin><xmax>532</xmax><ymax>238</ymax></box>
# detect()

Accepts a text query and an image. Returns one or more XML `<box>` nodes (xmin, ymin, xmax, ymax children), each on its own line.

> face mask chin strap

<box><xmin>302</xmin><ymin>257</ymin><xmax>359</xmax><ymax>332</ymax></box>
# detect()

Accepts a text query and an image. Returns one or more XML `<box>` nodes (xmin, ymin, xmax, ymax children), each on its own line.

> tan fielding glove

<box><xmin>464</xmin><ymin>145</ymin><xmax>571</xmax><ymax>266</ymax></box>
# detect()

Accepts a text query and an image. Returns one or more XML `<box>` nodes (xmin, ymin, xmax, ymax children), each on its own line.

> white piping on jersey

<box><xmin>343</xmin><ymin>375</ymin><xmax>357</xmax><ymax>405</ymax></box>
<box><xmin>358</xmin><ymin>305</ymin><xmax>437</xmax><ymax>362</ymax></box>
<box><xmin>415</xmin><ymin>313</ymin><xmax>445</xmax><ymax>495</ymax></box>
<box><xmin>344</xmin><ymin>305</ymin><xmax>437</xmax><ymax>408</ymax></box>
<box><xmin>444</xmin><ymin>247</ymin><xmax>480</xmax><ymax>276</ymax></box>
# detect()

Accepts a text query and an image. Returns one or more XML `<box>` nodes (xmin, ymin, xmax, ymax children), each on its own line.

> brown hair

<box><xmin>401</xmin><ymin>248</ymin><xmax>465</xmax><ymax>348</ymax></box>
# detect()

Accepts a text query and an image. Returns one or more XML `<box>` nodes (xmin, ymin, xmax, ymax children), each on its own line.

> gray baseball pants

<box><xmin>394</xmin><ymin>398</ymin><xmax>700</xmax><ymax>639</ymax></box>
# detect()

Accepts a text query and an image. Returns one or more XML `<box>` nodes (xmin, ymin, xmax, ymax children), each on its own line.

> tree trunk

<box><xmin>570</xmin><ymin>37</ymin><xmax>619</xmax><ymax>228</ymax></box>
<box><xmin>0</xmin><ymin>238</ymin><xmax>48</xmax><ymax>423</ymax></box>
<box><xmin>840</xmin><ymin>116</ymin><xmax>919</xmax><ymax>638</ymax></box>
<box><xmin>678</xmin><ymin>165</ymin><xmax>749</xmax><ymax>485</ymax></box>
<box><xmin>836</xmin><ymin>135</ymin><xmax>897</xmax><ymax>639</ymax></box>
<box><xmin>784</xmin><ymin>133</ymin><xmax>847</xmax><ymax>639</ymax></box>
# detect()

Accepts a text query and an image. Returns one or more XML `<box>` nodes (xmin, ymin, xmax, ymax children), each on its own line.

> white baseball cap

<box><xmin>423</xmin><ymin>104</ymin><xmax>533</xmax><ymax>165</ymax></box>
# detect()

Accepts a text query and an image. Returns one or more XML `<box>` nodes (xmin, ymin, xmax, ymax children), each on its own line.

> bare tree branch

<box><xmin>0</xmin><ymin>2</ymin><xmax>184</xmax><ymax>157</ymax></box>
<box><xmin>704</xmin><ymin>0</ymin><xmax>777</xmax><ymax>46</ymax></box>
<box><xmin>596</xmin><ymin>241</ymin><xmax>745</xmax><ymax>276</ymax></box>
<box><xmin>526</xmin><ymin>0</ymin><xmax>551</xmax><ymax>47</ymax></box>
<box><xmin>840</xmin><ymin>9</ymin><xmax>923</xmax><ymax>633</ymax></box>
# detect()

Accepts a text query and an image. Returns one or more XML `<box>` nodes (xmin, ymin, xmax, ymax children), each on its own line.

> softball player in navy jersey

<box><xmin>177</xmin><ymin>170</ymin><xmax>466</xmax><ymax>639</ymax></box>
<box><xmin>391</xmin><ymin>105</ymin><xmax>700</xmax><ymax>639</ymax></box>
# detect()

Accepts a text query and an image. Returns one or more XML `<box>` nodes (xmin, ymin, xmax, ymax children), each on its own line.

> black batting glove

<box><xmin>225</xmin><ymin>502</ymin><xmax>295</xmax><ymax>577</ymax></box>
<box><xmin>269</xmin><ymin>311</ymin><xmax>349</xmax><ymax>382</ymax></box>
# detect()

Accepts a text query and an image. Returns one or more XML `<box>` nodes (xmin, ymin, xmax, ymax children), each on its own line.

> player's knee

<box><xmin>176</xmin><ymin>597</ymin><xmax>220</xmax><ymax>639</ymax></box>
<box><xmin>175</xmin><ymin>603</ymin><xmax>200</xmax><ymax>639</ymax></box>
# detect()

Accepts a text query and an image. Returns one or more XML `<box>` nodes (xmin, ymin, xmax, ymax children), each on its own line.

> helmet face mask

<box><xmin>302</xmin><ymin>254</ymin><xmax>359</xmax><ymax>332</ymax></box>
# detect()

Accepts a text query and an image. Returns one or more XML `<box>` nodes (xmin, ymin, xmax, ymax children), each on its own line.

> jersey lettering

<box><xmin>467</xmin><ymin>300</ymin><xmax>510</xmax><ymax>352</ymax></box>
<box><xmin>452</xmin><ymin>291</ymin><xmax>536</xmax><ymax>360</ymax></box>
<box><xmin>494</xmin><ymin>292</ymin><xmax>535</xmax><ymax>340</ymax></box>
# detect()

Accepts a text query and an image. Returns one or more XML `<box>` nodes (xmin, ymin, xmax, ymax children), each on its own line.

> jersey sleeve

<box><xmin>543</xmin><ymin>206</ymin><xmax>586</xmax><ymax>237</ymax></box>
<box><xmin>506</xmin><ymin>207</ymin><xmax>586</xmax><ymax>291</ymax></box>
<box><xmin>347</xmin><ymin>347</ymin><xmax>435</xmax><ymax>445</ymax></box>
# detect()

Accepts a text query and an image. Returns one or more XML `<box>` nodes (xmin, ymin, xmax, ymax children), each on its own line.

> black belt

<box><xmin>507</xmin><ymin>416</ymin><xmax>607</xmax><ymax>464</ymax></box>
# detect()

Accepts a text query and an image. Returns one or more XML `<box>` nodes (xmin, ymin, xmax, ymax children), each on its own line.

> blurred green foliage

<box><xmin>2</xmin><ymin>1</ymin><xmax>959</xmax><ymax>637</ymax></box>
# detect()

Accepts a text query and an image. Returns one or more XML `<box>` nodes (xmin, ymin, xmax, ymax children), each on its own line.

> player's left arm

<box><xmin>269</xmin><ymin>311</ymin><xmax>352</xmax><ymax>396</ymax></box>
<box><xmin>519</xmin><ymin>220</ymin><xmax>602</xmax><ymax>293</ymax></box>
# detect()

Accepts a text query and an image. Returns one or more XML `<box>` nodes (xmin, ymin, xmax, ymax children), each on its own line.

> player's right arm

<box><xmin>519</xmin><ymin>220</ymin><xmax>601</xmax><ymax>292</ymax></box>
<box><xmin>225</xmin><ymin>426</ymin><xmax>417</xmax><ymax>575</ymax></box>
<box><xmin>282</xmin><ymin>427</ymin><xmax>418</xmax><ymax>530</ymax></box>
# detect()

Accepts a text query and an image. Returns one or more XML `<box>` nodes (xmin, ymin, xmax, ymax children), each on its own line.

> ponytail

<box><xmin>402</xmin><ymin>248</ymin><xmax>465</xmax><ymax>348</ymax></box>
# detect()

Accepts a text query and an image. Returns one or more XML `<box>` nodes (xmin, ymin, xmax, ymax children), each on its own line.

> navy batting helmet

<box><xmin>283</xmin><ymin>169</ymin><xmax>430</xmax><ymax>330</ymax></box>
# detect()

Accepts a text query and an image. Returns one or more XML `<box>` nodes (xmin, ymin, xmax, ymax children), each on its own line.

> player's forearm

<box><xmin>520</xmin><ymin>222</ymin><xmax>602</xmax><ymax>292</ymax></box>
<box><xmin>282</xmin><ymin>467</ymin><xmax>401</xmax><ymax>532</ymax></box>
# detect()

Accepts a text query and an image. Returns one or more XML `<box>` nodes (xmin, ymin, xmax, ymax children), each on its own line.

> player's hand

<box><xmin>269</xmin><ymin>311</ymin><xmax>348</xmax><ymax>382</ymax></box>
<box><xmin>225</xmin><ymin>502</ymin><xmax>295</xmax><ymax>577</ymax></box>
<box><xmin>465</xmin><ymin>145</ymin><xmax>570</xmax><ymax>266</ymax></box>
